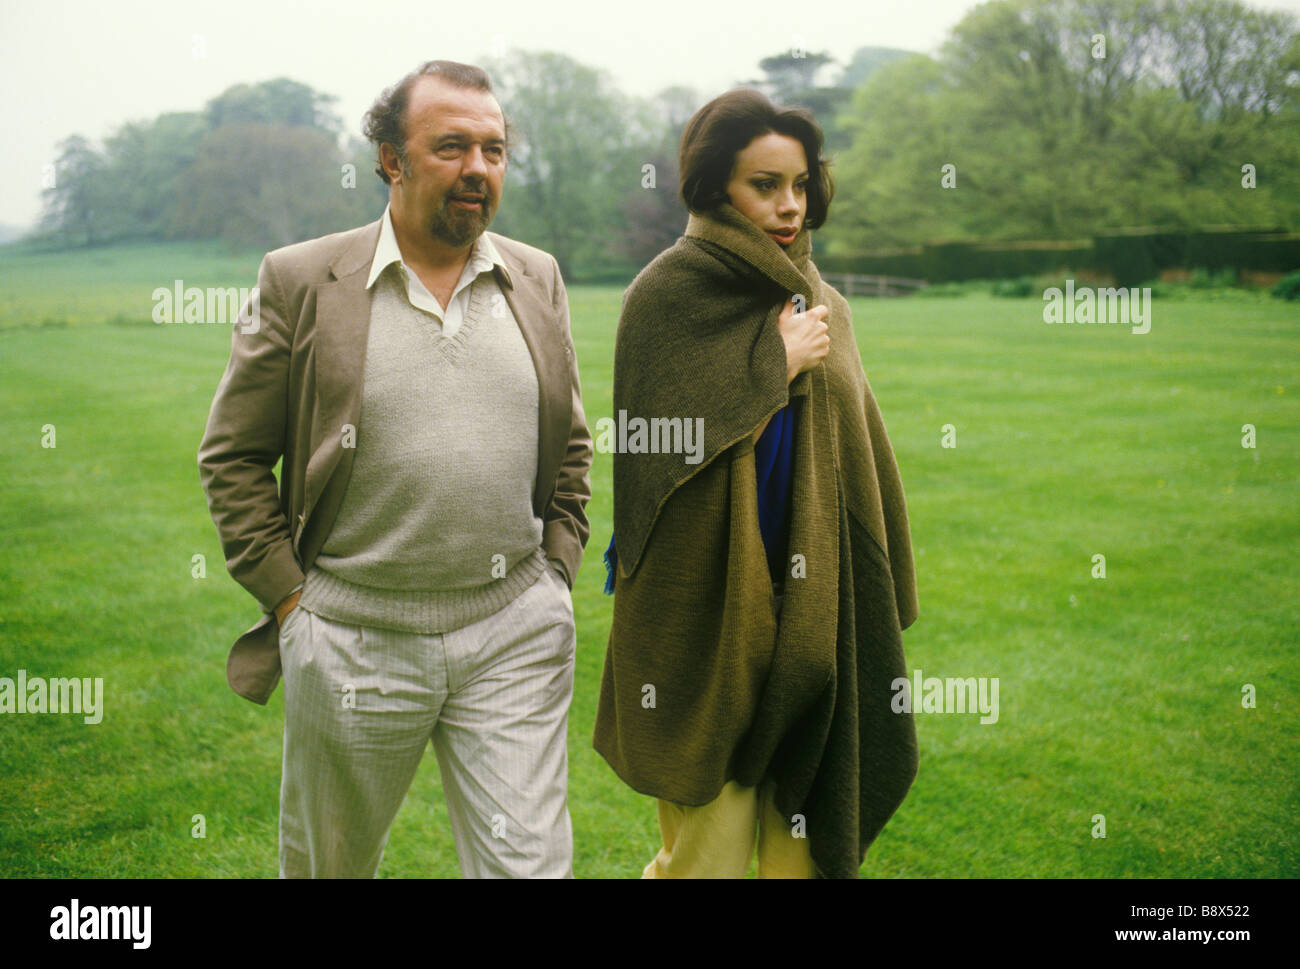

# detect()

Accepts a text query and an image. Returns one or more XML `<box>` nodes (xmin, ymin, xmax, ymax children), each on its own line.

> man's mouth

<box><xmin>450</xmin><ymin>193</ymin><xmax>486</xmax><ymax>210</ymax></box>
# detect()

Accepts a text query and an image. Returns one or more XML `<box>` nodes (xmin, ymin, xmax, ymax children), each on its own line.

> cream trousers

<box><xmin>276</xmin><ymin>565</ymin><xmax>576</xmax><ymax>878</ymax></box>
<box><xmin>644</xmin><ymin>778</ymin><xmax>818</xmax><ymax>878</ymax></box>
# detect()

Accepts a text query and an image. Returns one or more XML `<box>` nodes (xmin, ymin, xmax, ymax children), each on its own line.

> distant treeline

<box><xmin>34</xmin><ymin>0</ymin><xmax>1299</xmax><ymax>283</ymax></box>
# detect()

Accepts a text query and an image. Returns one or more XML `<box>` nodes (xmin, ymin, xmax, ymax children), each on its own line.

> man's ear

<box><xmin>379</xmin><ymin>142</ymin><xmax>404</xmax><ymax>185</ymax></box>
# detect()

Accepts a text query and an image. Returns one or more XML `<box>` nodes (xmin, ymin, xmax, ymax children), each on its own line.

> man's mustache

<box><xmin>447</xmin><ymin>182</ymin><xmax>491</xmax><ymax>202</ymax></box>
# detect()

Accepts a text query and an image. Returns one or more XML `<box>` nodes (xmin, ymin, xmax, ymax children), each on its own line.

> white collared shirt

<box><xmin>365</xmin><ymin>204</ymin><xmax>511</xmax><ymax>339</ymax></box>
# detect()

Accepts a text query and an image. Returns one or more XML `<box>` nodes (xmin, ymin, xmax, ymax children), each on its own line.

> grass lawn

<box><xmin>1</xmin><ymin>243</ymin><xmax>1296</xmax><ymax>877</ymax></box>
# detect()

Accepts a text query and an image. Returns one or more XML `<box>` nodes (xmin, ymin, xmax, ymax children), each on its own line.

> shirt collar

<box><xmin>366</xmin><ymin>204</ymin><xmax>512</xmax><ymax>291</ymax></box>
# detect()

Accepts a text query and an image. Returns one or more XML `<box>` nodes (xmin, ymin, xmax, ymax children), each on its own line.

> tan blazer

<box><xmin>198</xmin><ymin>219</ymin><xmax>592</xmax><ymax>704</ymax></box>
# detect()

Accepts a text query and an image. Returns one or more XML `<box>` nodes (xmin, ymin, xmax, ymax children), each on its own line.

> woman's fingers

<box><xmin>779</xmin><ymin>299</ymin><xmax>832</xmax><ymax>379</ymax></box>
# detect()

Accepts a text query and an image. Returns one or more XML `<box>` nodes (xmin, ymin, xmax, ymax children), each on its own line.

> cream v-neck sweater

<box><xmin>299</xmin><ymin>266</ymin><xmax>546</xmax><ymax>633</ymax></box>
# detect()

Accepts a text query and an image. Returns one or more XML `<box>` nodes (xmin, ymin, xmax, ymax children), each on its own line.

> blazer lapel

<box><xmin>491</xmin><ymin>238</ymin><xmax>569</xmax><ymax>518</ymax></box>
<box><xmin>299</xmin><ymin>221</ymin><xmax>378</xmax><ymax>556</ymax></box>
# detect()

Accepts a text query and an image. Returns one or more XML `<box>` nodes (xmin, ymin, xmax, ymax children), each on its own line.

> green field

<box><xmin>1</xmin><ymin>243</ymin><xmax>1296</xmax><ymax>877</ymax></box>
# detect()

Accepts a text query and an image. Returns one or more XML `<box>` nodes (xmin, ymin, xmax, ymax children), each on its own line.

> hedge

<box><xmin>828</xmin><ymin>227</ymin><xmax>1300</xmax><ymax>286</ymax></box>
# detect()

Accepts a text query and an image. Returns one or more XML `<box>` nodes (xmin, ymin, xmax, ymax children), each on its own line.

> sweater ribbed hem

<box><xmin>299</xmin><ymin>546</ymin><xmax>548</xmax><ymax>634</ymax></box>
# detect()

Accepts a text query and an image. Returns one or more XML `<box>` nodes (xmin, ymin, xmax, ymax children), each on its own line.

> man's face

<box><xmin>387</xmin><ymin>76</ymin><xmax>507</xmax><ymax>249</ymax></box>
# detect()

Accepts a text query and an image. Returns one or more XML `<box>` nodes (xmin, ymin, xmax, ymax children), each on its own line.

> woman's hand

<box><xmin>778</xmin><ymin>297</ymin><xmax>830</xmax><ymax>383</ymax></box>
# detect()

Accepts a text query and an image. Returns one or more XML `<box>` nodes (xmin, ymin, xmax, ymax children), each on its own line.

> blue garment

<box><xmin>603</xmin><ymin>531</ymin><xmax>619</xmax><ymax>595</ymax></box>
<box><xmin>753</xmin><ymin>404</ymin><xmax>795</xmax><ymax>581</ymax></box>
<box><xmin>604</xmin><ymin>404</ymin><xmax>795</xmax><ymax>594</ymax></box>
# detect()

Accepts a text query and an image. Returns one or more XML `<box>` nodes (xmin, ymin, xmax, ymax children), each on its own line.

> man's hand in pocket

<box><xmin>274</xmin><ymin>589</ymin><xmax>302</xmax><ymax>626</ymax></box>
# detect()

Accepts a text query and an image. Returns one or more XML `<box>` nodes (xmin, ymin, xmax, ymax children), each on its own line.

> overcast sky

<box><xmin>2</xmin><ymin>0</ymin><xmax>1297</xmax><ymax>228</ymax></box>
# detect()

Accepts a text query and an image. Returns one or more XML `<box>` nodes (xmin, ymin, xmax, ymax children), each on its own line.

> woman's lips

<box><xmin>768</xmin><ymin>228</ymin><xmax>797</xmax><ymax>244</ymax></box>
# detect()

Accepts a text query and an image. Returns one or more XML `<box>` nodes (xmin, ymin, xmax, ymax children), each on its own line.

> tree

<box><xmin>754</xmin><ymin>50</ymin><xmax>836</xmax><ymax>105</ymax></box>
<box><xmin>825</xmin><ymin>0</ymin><xmax>1300</xmax><ymax>251</ymax></box>
<box><xmin>38</xmin><ymin>136</ymin><xmax>107</xmax><ymax>246</ymax></box>
<box><xmin>203</xmin><ymin>78</ymin><xmax>342</xmax><ymax>134</ymax></box>
<box><xmin>831</xmin><ymin>55</ymin><xmax>969</xmax><ymax>249</ymax></box>
<box><xmin>615</xmin><ymin>85</ymin><xmax>699</xmax><ymax>268</ymax></box>
<box><xmin>34</xmin><ymin>79</ymin><xmax>364</xmax><ymax>248</ymax></box>
<box><xmin>98</xmin><ymin>112</ymin><xmax>206</xmax><ymax>241</ymax></box>
<box><xmin>170</xmin><ymin>124</ymin><xmax>373</xmax><ymax>249</ymax></box>
<box><xmin>483</xmin><ymin>51</ymin><xmax>645</xmax><ymax>279</ymax></box>
<box><xmin>743</xmin><ymin>49</ymin><xmax>857</xmax><ymax>155</ymax></box>
<box><xmin>836</xmin><ymin>47</ymin><xmax>917</xmax><ymax>90</ymax></box>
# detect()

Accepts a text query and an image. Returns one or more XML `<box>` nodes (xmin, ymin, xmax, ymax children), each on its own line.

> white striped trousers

<box><xmin>276</xmin><ymin>566</ymin><xmax>576</xmax><ymax>878</ymax></box>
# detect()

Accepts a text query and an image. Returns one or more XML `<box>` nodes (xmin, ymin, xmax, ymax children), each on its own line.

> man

<box><xmin>197</xmin><ymin>60</ymin><xmax>592</xmax><ymax>878</ymax></box>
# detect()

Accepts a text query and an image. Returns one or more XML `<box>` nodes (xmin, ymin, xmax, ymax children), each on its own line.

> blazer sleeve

<box><xmin>541</xmin><ymin>256</ymin><xmax>593</xmax><ymax>588</ymax></box>
<box><xmin>196</xmin><ymin>253</ymin><xmax>306</xmax><ymax>613</ymax></box>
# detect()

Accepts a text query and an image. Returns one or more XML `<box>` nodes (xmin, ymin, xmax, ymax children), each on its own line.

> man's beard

<box><xmin>429</xmin><ymin>190</ymin><xmax>493</xmax><ymax>247</ymax></box>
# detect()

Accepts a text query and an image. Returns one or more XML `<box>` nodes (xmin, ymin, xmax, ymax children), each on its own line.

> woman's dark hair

<box><xmin>362</xmin><ymin>60</ymin><xmax>509</xmax><ymax>185</ymax></box>
<box><xmin>679</xmin><ymin>88</ymin><xmax>834</xmax><ymax>229</ymax></box>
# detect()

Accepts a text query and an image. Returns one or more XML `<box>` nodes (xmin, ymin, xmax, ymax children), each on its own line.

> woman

<box><xmin>594</xmin><ymin>88</ymin><xmax>920</xmax><ymax>878</ymax></box>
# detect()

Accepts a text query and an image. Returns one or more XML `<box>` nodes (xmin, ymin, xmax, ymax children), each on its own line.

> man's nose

<box><xmin>461</xmin><ymin>144</ymin><xmax>489</xmax><ymax>179</ymax></box>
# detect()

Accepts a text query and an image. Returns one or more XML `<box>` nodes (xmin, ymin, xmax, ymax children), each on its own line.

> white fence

<box><xmin>822</xmin><ymin>272</ymin><xmax>929</xmax><ymax>297</ymax></box>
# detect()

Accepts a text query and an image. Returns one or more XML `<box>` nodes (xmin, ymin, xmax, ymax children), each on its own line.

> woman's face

<box><xmin>724</xmin><ymin>132</ymin><xmax>809</xmax><ymax>248</ymax></box>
